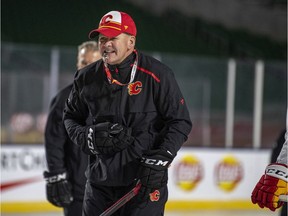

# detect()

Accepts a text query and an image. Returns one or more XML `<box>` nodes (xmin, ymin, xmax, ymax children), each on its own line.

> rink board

<box><xmin>1</xmin><ymin>145</ymin><xmax>270</xmax><ymax>212</ymax></box>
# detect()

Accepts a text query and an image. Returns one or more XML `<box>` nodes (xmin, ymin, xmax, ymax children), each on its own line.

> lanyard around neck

<box><xmin>104</xmin><ymin>50</ymin><xmax>138</xmax><ymax>86</ymax></box>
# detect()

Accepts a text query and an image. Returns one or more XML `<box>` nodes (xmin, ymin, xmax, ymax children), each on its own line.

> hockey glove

<box><xmin>43</xmin><ymin>171</ymin><xmax>73</xmax><ymax>207</ymax></box>
<box><xmin>137</xmin><ymin>149</ymin><xmax>174</xmax><ymax>200</ymax></box>
<box><xmin>83</xmin><ymin>122</ymin><xmax>134</xmax><ymax>155</ymax></box>
<box><xmin>251</xmin><ymin>163</ymin><xmax>288</xmax><ymax>211</ymax></box>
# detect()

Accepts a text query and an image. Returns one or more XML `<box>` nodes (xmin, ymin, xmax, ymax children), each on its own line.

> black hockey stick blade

<box><xmin>99</xmin><ymin>180</ymin><xmax>142</xmax><ymax>216</ymax></box>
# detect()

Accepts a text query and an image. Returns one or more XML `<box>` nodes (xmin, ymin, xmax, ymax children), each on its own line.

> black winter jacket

<box><xmin>44</xmin><ymin>84</ymin><xmax>88</xmax><ymax>201</ymax></box>
<box><xmin>63</xmin><ymin>51</ymin><xmax>192</xmax><ymax>186</ymax></box>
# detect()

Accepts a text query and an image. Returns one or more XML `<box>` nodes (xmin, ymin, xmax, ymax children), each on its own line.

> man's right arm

<box><xmin>45</xmin><ymin>94</ymin><xmax>68</xmax><ymax>173</ymax></box>
<box><xmin>44</xmin><ymin>89</ymin><xmax>74</xmax><ymax>207</ymax></box>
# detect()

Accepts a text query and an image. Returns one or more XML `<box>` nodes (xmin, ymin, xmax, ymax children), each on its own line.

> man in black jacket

<box><xmin>63</xmin><ymin>11</ymin><xmax>192</xmax><ymax>216</ymax></box>
<box><xmin>43</xmin><ymin>41</ymin><xmax>101</xmax><ymax>216</ymax></box>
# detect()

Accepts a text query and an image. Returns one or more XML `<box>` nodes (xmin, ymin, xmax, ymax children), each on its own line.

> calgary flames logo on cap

<box><xmin>101</xmin><ymin>14</ymin><xmax>113</xmax><ymax>25</ymax></box>
<box><xmin>98</xmin><ymin>11</ymin><xmax>122</xmax><ymax>32</ymax></box>
<box><xmin>214</xmin><ymin>155</ymin><xmax>243</xmax><ymax>192</ymax></box>
<box><xmin>127</xmin><ymin>81</ymin><xmax>142</xmax><ymax>95</ymax></box>
<box><xmin>173</xmin><ymin>155</ymin><xmax>203</xmax><ymax>191</ymax></box>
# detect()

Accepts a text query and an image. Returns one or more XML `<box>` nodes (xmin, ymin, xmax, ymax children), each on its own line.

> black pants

<box><xmin>83</xmin><ymin>181</ymin><xmax>168</xmax><ymax>216</ymax></box>
<box><xmin>64</xmin><ymin>199</ymin><xmax>83</xmax><ymax>216</ymax></box>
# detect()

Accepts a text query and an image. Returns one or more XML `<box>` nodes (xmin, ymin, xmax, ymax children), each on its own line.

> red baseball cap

<box><xmin>89</xmin><ymin>11</ymin><xmax>137</xmax><ymax>39</ymax></box>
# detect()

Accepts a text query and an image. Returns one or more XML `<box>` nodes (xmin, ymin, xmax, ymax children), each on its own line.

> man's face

<box><xmin>98</xmin><ymin>33</ymin><xmax>135</xmax><ymax>65</ymax></box>
<box><xmin>77</xmin><ymin>49</ymin><xmax>101</xmax><ymax>70</ymax></box>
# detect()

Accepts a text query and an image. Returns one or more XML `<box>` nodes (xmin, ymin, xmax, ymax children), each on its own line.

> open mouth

<box><xmin>103</xmin><ymin>50</ymin><xmax>115</xmax><ymax>56</ymax></box>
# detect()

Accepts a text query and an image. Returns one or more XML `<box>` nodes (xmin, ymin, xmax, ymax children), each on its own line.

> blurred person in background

<box><xmin>43</xmin><ymin>41</ymin><xmax>101</xmax><ymax>216</ymax></box>
<box><xmin>63</xmin><ymin>10</ymin><xmax>192</xmax><ymax>216</ymax></box>
<box><xmin>270</xmin><ymin>129</ymin><xmax>287</xmax><ymax>216</ymax></box>
<box><xmin>251</xmin><ymin>127</ymin><xmax>287</xmax><ymax>215</ymax></box>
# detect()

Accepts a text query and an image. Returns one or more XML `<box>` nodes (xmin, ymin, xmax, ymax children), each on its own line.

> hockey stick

<box><xmin>99</xmin><ymin>180</ymin><xmax>142</xmax><ymax>216</ymax></box>
<box><xmin>98</xmin><ymin>182</ymin><xmax>286</xmax><ymax>216</ymax></box>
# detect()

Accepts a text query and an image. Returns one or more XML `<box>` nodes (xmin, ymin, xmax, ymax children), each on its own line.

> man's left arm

<box><xmin>138</xmin><ymin>67</ymin><xmax>192</xmax><ymax>200</ymax></box>
<box><xmin>155</xmin><ymin>68</ymin><xmax>192</xmax><ymax>155</ymax></box>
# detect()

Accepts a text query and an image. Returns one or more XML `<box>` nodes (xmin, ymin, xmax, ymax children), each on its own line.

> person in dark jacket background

<box><xmin>270</xmin><ymin>129</ymin><xmax>287</xmax><ymax>216</ymax></box>
<box><xmin>63</xmin><ymin>11</ymin><xmax>192</xmax><ymax>216</ymax></box>
<box><xmin>252</xmin><ymin>128</ymin><xmax>287</xmax><ymax>215</ymax></box>
<box><xmin>43</xmin><ymin>41</ymin><xmax>101</xmax><ymax>216</ymax></box>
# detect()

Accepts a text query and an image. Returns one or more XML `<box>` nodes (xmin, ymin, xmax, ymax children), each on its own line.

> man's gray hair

<box><xmin>78</xmin><ymin>41</ymin><xmax>99</xmax><ymax>52</ymax></box>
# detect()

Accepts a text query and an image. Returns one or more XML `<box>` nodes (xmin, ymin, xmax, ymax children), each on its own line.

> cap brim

<box><xmin>88</xmin><ymin>30</ymin><xmax>100</xmax><ymax>39</ymax></box>
<box><xmin>88</xmin><ymin>28</ymin><xmax>121</xmax><ymax>39</ymax></box>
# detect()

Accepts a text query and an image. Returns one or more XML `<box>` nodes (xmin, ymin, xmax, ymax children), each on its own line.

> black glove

<box><xmin>83</xmin><ymin>122</ymin><xmax>134</xmax><ymax>155</ymax></box>
<box><xmin>43</xmin><ymin>171</ymin><xmax>73</xmax><ymax>207</ymax></box>
<box><xmin>137</xmin><ymin>149</ymin><xmax>174</xmax><ymax>200</ymax></box>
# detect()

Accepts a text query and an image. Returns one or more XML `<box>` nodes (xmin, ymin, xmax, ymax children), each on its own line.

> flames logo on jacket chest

<box><xmin>127</xmin><ymin>81</ymin><xmax>142</xmax><ymax>95</ymax></box>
